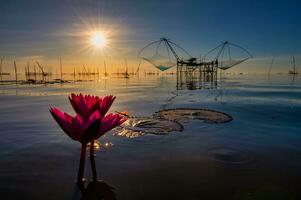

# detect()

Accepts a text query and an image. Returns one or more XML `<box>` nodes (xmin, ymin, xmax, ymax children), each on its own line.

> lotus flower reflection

<box><xmin>50</xmin><ymin>94</ymin><xmax>126</xmax><ymax>184</ymax></box>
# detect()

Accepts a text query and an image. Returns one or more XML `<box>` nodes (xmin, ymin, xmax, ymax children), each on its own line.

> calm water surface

<box><xmin>0</xmin><ymin>74</ymin><xmax>300</xmax><ymax>199</ymax></box>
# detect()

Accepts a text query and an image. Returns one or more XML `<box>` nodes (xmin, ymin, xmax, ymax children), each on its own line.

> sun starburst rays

<box><xmin>90</xmin><ymin>31</ymin><xmax>106</xmax><ymax>49</ymax></box>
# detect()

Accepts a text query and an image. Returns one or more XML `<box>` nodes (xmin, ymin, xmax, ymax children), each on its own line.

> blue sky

<box><xmin>0</xmin><ymin>0</ymin><xmax>300</xmax><ymax>72</ymax></box>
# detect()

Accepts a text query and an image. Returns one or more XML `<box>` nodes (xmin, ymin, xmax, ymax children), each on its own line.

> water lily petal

<box><xmin>69</xmin><ymin>93</ymin><xmax>99</xmax><ymax>119</ymax></box>
<box><xmin>98</xmin><ymin>95</ymin><xmax>116</xmax><ymax>117</ymax></box>
<box><xmin>97</xmin><ymin>113</ymin><xmax>127</xmax><ymax>138</ymax></box>
<box><xmin>50</xmin><ymin>107</ymin><xmax>101</xmax><ymax>143</ymax></box>
<box><xmin>50</xmin><ymin>108</ymin><xmax>76</xmax><ymax>140</ymax></box>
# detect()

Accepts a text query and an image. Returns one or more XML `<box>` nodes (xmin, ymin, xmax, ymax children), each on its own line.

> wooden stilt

<box><xmin>14</xmin><ymin>61</ymin><xmax>18</xmax><ymax>85</ymax></box>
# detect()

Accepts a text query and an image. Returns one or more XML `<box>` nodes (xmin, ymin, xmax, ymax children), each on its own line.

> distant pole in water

<box><xmin>34</xmin><ymin>64</ymin><xmax>37</xmax><ymax>82</ymax></box>
<box><xmin>82</xmin><ymin>65</ymin><xmax>87</xmax><ymax>78</ymax></box>
<box><xmin>14</xmin><ymin>61</ymin><xmax>18</xmax><ymax>85</ymax></box>
<box><xmin>27</xmin><ymin>61</ymin><xmax>30</xmax><ymax>81</ymax></box>
<box><xmin>0</xmin><ymin>58</ymin><xmax>3</xmax><ymax>81</ymax></box>
<box><xmin>73</xmin><ymin>67</ymin><xmax>76</xmax><ymax>82</ymax></box>
<box><xmin>124</xmin><ymin>58</ymin><xmax>129</xmax><ymax>78</ymax></box>
<box><xmin>125</xmin><ymin>59</ymin><xmax>127</xmax><ymax>74</ymax></box>
<box><xmin>38</xmin><ymin>65</ymin><xmax>41</xmax><ymax>81</ymax></box>
<box><xmin>293</xmin><ymin>56</ymin><xmax>296</xmax><ymax>74</ymax></box>
<box><xmin>60</xmin><ymin>56</ymin><xmax>63</xmax><ymax>81</ymax></box>
<box><xmin>289</xmin><ymin>56</ymin><xmax>298</xmax><ymax>75</ymax></box>
<box><xmin>36</xmin><ymin>61</ymin><xmax>45</xmax><ymax>82</ymax></box>
<box><xmin>25</xmin><ymin>66</ymin><xmax>27</xmax><ymax>81</ymax></box>
<box><xmin>104</xmin><ymin>60</ymin><xmax>108</xmax><ymax>76</ymax></box>
<box><xmin>97</xmin><ymin>67</ymin><xmax>99</xmax><ymax>80</ymax></box>
<box><xmin>267</xmin><ymin>58</ymin><xmax>274</xmax><ymax>80</ymax></box>
<box><xmin>135</xmin><ymin>60</ymin><xmax>141</xmax><ymax>75</ymax></box>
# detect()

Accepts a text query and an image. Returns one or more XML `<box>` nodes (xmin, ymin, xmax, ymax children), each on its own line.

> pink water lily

<box><xmin>69</xmin><ymin>93</ymin><xmax>100</xmax><ymax>120</ymax></box>
<box><xmin>50</xmin><ymin>107</ymin><xmax>102</xmax><ymax>184</ymax></box>
<box><xmin>98</xmin><ymin>113</ymin><xmax>127</xmax><ymax>138</ymax></box>
<box><xmin>50</xmin><ymin>107</ymin><xmax>101</xmax><ymax>144</ymax></box>
<box><xmin>50</xmin><ymin>94</ymin><xmax>127</xmax><ymax>184</ymax></box>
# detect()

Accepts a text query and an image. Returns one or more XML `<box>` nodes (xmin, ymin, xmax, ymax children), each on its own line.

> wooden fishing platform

<box><xmin>139</xmin><ymin>37</ymin><xmax>252</xmax><ymax>89</ymax></box>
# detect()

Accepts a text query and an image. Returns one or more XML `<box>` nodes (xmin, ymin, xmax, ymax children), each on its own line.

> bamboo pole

<box><xmin>39</xmin><ymin>66</ymin><xmax>41</xmax><ymax>81</ymax></box>
<box><xmin>36</xmin><ymin>61</ymin><xmax>45</xmax><ymax>82</ymax></box>
<box><xmin>73</xmin><ymin>67</ymin><xmax>76</xmax><ymax>82</ymax></box>
<box><xmin>25</xmin><ymin>66</ymin><xmax>27</xmax><ymax>80</ymax></box>
<box><xmin>97</xmin><ymin>67</ymin><xmax>99</xmax><ymax>81</ymax></box>
<box><xmin>33</xmin><ymin>64</ymin><xmax>37</xmax><ymax>82</ymax></box>
<box><xmin>14</xmin><ymin>61</ymin><xmax>18</xmax><ymax>85</ymax></box>
<box><xmin>0</xmin><ymin>58</ymin><xmax>3</xmax><ymax>81</ymax></box>
<box><xmin>27</xmin><ymin>62</ymin><xmax>30</xmax><ymax>81</ymax></box>
<box><xmin>104</xmin><ymin>60</ymin><xmax>108</xmax><ymax>76</ymax></box>
<box><xmin>60</xmin><ymin>56</ymin><xmax>63</xmax><ymax>81</ymax></box>
<box><xmin>124</xmin><ymin>58</ymin><xmax>129</xmax><ymax>78</ymax></box>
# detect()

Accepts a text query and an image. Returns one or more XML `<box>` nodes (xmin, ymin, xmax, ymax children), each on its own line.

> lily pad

<box><xmin>153</xmin><ymin>108</ymin><xmax>232</xmax><ymax>124</ymax></box>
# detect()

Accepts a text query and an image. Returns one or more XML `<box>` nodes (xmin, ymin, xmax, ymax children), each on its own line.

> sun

<box><xmin>90</xmin><ymin>31</ymin><xmax>106</xmax><ymax>49</ymax></box>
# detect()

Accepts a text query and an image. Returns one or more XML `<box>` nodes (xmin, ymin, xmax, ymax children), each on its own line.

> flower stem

<box><xmin>77</xmin><ymin>143</ymin><xmax>87</xmax><ymax>184</ymax></box>
<box><xmin>90</xmin><ymin>140</ymin><xmax>97</xmax><ymax>181</ymax></box>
